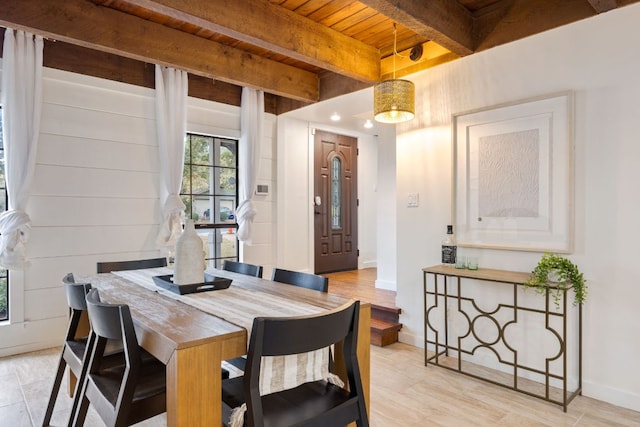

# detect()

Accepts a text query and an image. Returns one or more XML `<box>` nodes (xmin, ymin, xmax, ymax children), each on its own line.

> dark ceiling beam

<box><xmin>115</xmin><ymin>0</ymin><xmax>380</xmax><ymax>84</ymax></box>
<box><xmin>586</xmin><ymin>0</ymin><xmax>619</xmax><ymax>13</ymax></box>
<box><xmin>0</xmin><ymin>0</ymin><xmax>320</xmax><ymax>102</ymax></box>
<box><xmin>358</xmin><ymin>0</ymin><xmax>475</xmax><ymax>56</ymax></box>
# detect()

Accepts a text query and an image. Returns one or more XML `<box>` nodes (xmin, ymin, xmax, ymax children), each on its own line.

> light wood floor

<box><xmin>1</xmin><ymin>269</ymin><xmax>639</xmax><ymax>426</ymax></box>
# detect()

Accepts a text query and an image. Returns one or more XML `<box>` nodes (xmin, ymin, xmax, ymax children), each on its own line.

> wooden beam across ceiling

<box><xmin>359</xmin><ymin>0</ymin><xmax>476</xmax><ymax>56</ymax></box>
<box><xmin>0</xmin><ymin>0</ymin><xmax>320</xmax><ymax>102</ymax></box>
<box><xmin>380</xmin><ymin>42</ymin><xmax>459</xmax><ymax>80</ymax></box>
<box><xmin>114</xmin><ymin>0</ymin><xmax>381</xmax><ymax>84</ymax></box>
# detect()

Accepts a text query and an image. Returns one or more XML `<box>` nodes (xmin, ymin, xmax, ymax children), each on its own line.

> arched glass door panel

<box><xmin>331</xmin><ymin>156</ymin><xmax>342</xmax><ymax>229</ymax></box>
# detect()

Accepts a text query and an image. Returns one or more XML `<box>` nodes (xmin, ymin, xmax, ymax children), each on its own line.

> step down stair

<box><xmin>370</xmin><ymin>304</ymin><xmax>402</xmax><ymax>347</ymax></box>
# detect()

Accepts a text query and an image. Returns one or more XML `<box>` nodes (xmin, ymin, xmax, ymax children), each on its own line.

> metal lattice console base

<box><xmin>423</xmin><ymin>265</ymin><xmax>582</xmax><ymax>412</ymax></box>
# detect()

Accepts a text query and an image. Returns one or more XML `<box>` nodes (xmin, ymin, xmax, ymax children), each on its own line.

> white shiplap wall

<box><xmin>0</xmin><ymin>67</ymin><xmax>276</xmax><ymax>356</ymax></box>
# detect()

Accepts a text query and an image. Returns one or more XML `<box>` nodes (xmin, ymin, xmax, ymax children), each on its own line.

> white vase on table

<box><xmin>173</xmin><ymin>219</ymin><xmax>205</xmax><ymax>285</ymax></box>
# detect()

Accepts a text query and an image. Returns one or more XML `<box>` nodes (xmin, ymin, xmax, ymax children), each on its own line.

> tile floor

<box><xmin>2</xmin><ymin>343</ymin><xmax>640</xmax><ymax>426</ymax></box>
<box><xmin>0</xmin><ymin>347</ymin><xmax>164</xmax><ymax>426</ymax></box>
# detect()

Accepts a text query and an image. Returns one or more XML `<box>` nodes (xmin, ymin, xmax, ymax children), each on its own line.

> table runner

<box><xmin>108</xmin><ymin>268</ymin><xmax>345</xmax><ymax>397</ymax></box>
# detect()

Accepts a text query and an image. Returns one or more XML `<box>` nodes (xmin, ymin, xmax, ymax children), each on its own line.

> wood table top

<box><xmin>87</xmin><ymin>268</ymin><xmax>362</xmax><ymax>363</ymax></box>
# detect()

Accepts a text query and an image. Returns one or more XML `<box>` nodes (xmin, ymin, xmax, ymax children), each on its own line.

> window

<box><xmin>181</xmin><ymin>133</ymin><xmax>239</xmax><ymax>268</ymax></box>
<box><xmin>0</xmin><ymin>108</ymin><xmax>7</xmax><ymax>321</ymax></box>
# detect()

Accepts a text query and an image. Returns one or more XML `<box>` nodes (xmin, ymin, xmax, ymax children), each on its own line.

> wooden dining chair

<box><xmin>223</xmin><ymin>260</ymin><xmax>263</xmax><ymax>278</ymax></box>
<box><xmin>72</xmin><ymin>289</ymin><xmax>167</xmax><ymax>427</ymax></box>
<box><xmin>221</xmin><ymin>300</ymin><xmax>368</xmax><ymax>427</ymax></box>
<box><xmin>96</xmin><ymin>257</ymin><xmax>167</xmax><ymax>273</ymax></box>
<box><xmin>271</xmin><ymin>268</ymin><xmax>329</xmax><ymax>292</ymax></box>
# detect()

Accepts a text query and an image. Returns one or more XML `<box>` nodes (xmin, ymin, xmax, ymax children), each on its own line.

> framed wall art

<box><xmin>453</xmin><ymin>92</ymin><xmax>574</xmax><ymax>253</ymax></box>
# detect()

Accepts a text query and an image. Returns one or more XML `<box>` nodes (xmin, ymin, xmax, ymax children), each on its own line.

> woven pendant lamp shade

<box><xmin>373</xmin><ymin>79</ymin><xmax>415</xmax><ymax>123</ymax></box>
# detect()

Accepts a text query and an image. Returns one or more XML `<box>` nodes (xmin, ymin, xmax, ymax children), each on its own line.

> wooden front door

<box><xmin>314</xmin><ymin>130</ymin><xmax>358</xmax><ymax>274</ymax></box>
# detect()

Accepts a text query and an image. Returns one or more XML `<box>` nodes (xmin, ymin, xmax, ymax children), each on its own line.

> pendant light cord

<box><xmin>393</xmin><ymin>23</ymin><xmax>397</xmax><ymax>79</ymax></box>
<box><xmin>392</xmin><ymin>22</ymin><xmax>410</xmax><ymax>76</ymax></box>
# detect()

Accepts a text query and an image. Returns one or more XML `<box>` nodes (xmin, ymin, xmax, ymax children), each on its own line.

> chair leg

<box><xmin>71</xmin><ymin>391</ymin><xmax>91</xmax><ymax>427</ymax></box>
<box><xmin>66</xmin><ymin>370</ymin><xmax>87</xmax><ymax>427</ymax></box>
<box><xmin>42</xmin><ymin>351</ymin><xmax>68</xmax><ymax>426</ymax></box>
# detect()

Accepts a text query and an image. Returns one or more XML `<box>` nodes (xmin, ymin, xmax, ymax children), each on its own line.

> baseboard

<box><xmin>375</xmin><ymin>279</ymin><xmax>396</xmax><ymax>291</ymax></box>
<box><xmin>583</xmin><ymin>379</ymin><xmax>640</xmax><ymax>413</ymax></box>
<box><xmin>398</xmin><ymin>331</ymin><xmax>424</xmax><ymax>348</ymax></box>
<box><xmin>397</xmin><ymin>332</ymin><xmax>640</xmax><ymax>413</ymax></box>
<box><xmin>359</xmin><ymin>260</ymin><xmax>377</xmax><ymax>270</ymax></box>
<box><xmin>0</xmin><ymin>317</ymin><xmax>66</xmax><ymax>357</ymax></box>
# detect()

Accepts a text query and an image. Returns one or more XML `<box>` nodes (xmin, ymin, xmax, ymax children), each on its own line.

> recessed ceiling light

<box><xmin>330</xmin><ymin>112</ymin><xmax>340</xmax><ymax>121</ymax></box>
<box><xmin>364</xmin><ymin>120</ymin><xmax>373</xmax><ymax>129</ymax></box>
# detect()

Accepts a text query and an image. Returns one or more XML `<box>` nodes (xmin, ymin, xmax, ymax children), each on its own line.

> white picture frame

<box><xmin>453</xmin><ymin>92</ymin><xmax>574</xmax><ymax>253</ymax></box>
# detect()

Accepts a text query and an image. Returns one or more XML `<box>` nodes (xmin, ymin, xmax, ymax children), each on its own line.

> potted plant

<box><xmin>525</xmin><ymin>253</ymin><xmax>587</xmax><ymax>308</ymax></box>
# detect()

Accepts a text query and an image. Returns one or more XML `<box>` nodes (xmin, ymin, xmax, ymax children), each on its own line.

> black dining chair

<box><xmin>225</xmin><ymin>267</ymin><xmax>329</xmax><ymax>376</ymax></box>
<box><xmin>222</xmin><ymin>260</ymin><xmax>263</xmax><ymax>278</ymax></box>
<box><xmin>220</xmin><ymin>261</ymin><xmax>263</xmax><ymax>375</ymax></box>
<box><xmin>43</xmin><ymin>274</ymin><xmax>128</xmax><ymax>426</ymax></box>
<box><xmin>221</xmin><ymin>300</ymin><xmax>368</xmax><ymax>427</ymax></box>
<box><xmin>72</xmin><ymin>289</ymin><xmax>167</xmax><ymax>427</ymax></box>
<box><xmin>96</xmin><ymin>257</ymin><xmax>167</xmax><ymax>273</ymax></box>
<box><xmin>271</xmin><ymin>268</ymin><xmax>329</xmax><ymax>292</ymax></box>
<box><xmin>42</xmin><ymin>274</ymin><xmax>94</xmax><ymax>426</ymax></box>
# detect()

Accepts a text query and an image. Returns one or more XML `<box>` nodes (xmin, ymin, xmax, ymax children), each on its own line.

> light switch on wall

<box><xmin>407</xmin><ymin>192</ymin><xmax>419</xmax><ymax>207</ymax></box>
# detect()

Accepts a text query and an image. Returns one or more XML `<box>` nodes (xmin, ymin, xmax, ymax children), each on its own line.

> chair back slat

<box><xmin>223</xmin><ymin>260</ymin><xmax>263</xmax><ymax>278</ymax></box>
<box><xmin>271</xmin><ymin>268</ymin><xmax>328</xmax><ymax>292</ymax></box>
<box><xmin>257</xmin><ymin>302</ymin><xmax>357</xmax><ymax>356</ymax></box>
<box><xmin>86</xmin><ymin>289</ymin><xmax>128</xmax><ymax>341</ymax></box>
<box><xmin>64</xmin><ymin>274</ymin><xmax>93</xmax><ymax>311</ymax></box>
<box><xmin>97</xmin><ymin>257</ymin><xmax>167</xmax><ymax>273</ymax></box>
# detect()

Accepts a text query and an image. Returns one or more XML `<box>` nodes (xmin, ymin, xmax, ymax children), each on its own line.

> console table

<box><xmin>423</xmin><ymin>265</ymin><xmax>582</xmax><ymax>411</ymax></box>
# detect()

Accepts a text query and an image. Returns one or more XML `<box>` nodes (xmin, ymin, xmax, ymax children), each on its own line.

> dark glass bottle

<box><xmin>441</xmin><ymin>225</ymin><xmax>457</xmax><ymax>266</ymax></box>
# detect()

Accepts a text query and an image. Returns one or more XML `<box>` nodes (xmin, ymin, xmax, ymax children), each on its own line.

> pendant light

<box><xmin>374</xmin><ymin>23</ymin><xmax>415</xmax><ymax>124</ymax></box>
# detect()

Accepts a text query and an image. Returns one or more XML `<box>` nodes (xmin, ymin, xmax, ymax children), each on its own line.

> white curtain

<box><xmin>155</xmin><ymin>65</ymin><xmax>188</xmax><ymax>252</ymax></box>
<box><xmin>0</xmin><ymin>29</ymin><xmax>44</xmax><ymax>269</ymax></box>
<box><xmin>236</xmin><ymin>87</ymin><xmax>264</xmax><ymax>243</ymax></box>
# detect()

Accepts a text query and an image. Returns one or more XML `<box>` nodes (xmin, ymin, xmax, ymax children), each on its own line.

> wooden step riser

<box><xmin>371</xmin><ymin>307</ymin><xmax>400</xmax><ymax>323</ymax></box>
<box><xmin>371</xmin><ymin>327</ymin><xmax>400</xmax><ymax>347</ymax></box>
<box><xmin>370</xmin><ymin>317</ymin><xmax>402</xmax><ymax>347</ymax></box>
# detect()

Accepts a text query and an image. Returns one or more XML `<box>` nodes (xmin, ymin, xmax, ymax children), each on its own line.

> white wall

<box><xmin>395</xmin><ymin>5</ymin><xmax>640</xmax><ymax>411</ymax></box>
<box><xmin>0</xmin><ymin>67</ymin><xmax>276</xmax><ymax>357</ymax></box>
<box><xmin>375</xmin><ymin>125</ymin><xmax>397</xmax><ymax>290</ymax></box>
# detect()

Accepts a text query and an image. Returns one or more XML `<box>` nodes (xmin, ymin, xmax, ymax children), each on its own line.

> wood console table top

<box><xmin>423</xmin><ymin>265</ymin><xmax>533</xmax><ymax>285</ymax></box>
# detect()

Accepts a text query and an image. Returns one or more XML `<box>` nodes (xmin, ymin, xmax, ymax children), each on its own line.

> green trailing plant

<box><xmin>525</xmin><ymin>253</ymin><xmax>587</xmax><ymax>308</ymax></box>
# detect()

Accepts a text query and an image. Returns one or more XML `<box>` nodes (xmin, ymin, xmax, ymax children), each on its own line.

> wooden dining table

<box><xmin>81</xmin><ymin>267</ymin><xmax>371</xmax><ymax>426</ymax></box>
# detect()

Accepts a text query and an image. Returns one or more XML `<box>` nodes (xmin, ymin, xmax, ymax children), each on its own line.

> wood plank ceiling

<box><xmin>0</xmin><ymin>0</ymin><xmax>638</xmax><ymax>113</ymax></box>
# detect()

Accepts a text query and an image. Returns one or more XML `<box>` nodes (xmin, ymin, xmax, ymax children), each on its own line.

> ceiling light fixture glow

<box><xmin>330</xmin><ymin>112</ymin><xmax>341</xmax><ymax>121</ymax></box>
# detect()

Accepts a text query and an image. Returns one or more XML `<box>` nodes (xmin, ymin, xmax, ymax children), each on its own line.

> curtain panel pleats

<box><xmin>155</xmin><ymin>65</ymin><xmax>188</xmax><ymax>253</ymax></box>
<box><xmin>236</xmin><ymin>87</ymin><xmax>264</xmax><ymax>243</ymax></box>
<box><xmin>0</xmin><ymin>28</ymin><xmax>44</xmax><ymax>269</ymax></box>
